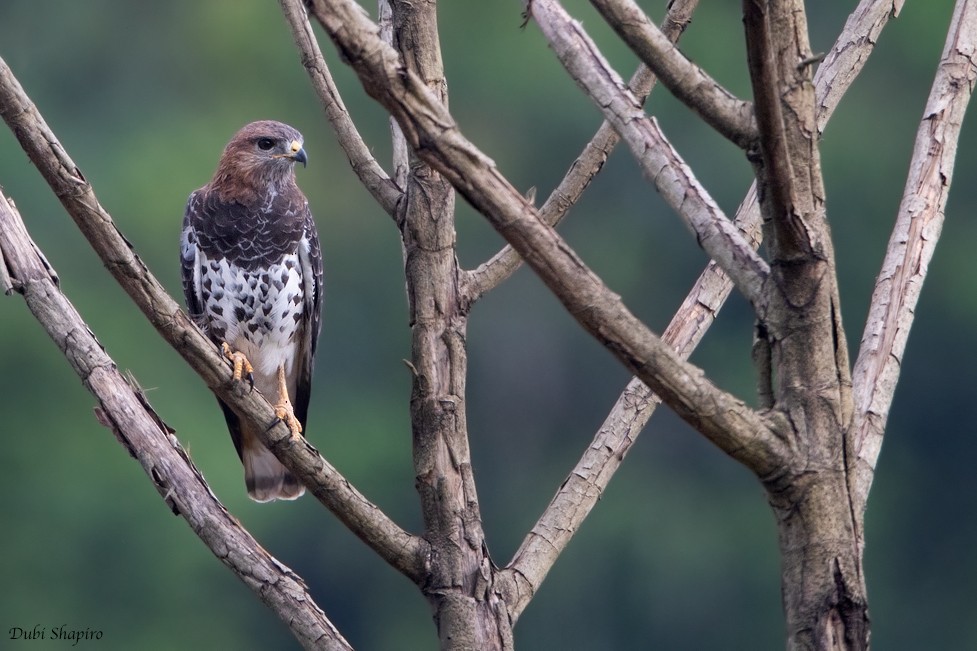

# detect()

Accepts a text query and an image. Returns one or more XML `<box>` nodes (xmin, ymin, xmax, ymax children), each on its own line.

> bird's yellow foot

<box><xmin>222</xmin><ymin>342</ymin><xmax>254</xmax><ymax>390</ymax></box>
<box><xmin>274</xmin><ymin>401</ymin><xmax>303</xmax><ymax>439</ymax></box>
<box><xmin>275</xmin><ymin>364</ymin><xmax>303</xmax><ymax>440</ymax></box>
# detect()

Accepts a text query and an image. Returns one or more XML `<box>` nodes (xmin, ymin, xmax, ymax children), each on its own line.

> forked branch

<box><xmin>501</xmin><ymin>0</ymin><xmax>909</xmax><ymax>615</ymax></box>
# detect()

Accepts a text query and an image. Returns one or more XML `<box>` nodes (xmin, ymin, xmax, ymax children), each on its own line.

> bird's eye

<box><xmin>256</xmin><ymin>138</ymin><xmax>275</xmax><ymax>151</ymax></box>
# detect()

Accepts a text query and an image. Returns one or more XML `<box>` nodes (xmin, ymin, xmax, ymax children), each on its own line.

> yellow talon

<box><xmin>274</xmin><ymin>364</ymin><xmax>303</xmax><ymax>439</ymax></box>
<box><xmin>222</xmin><ymin>342</ymin><xmax>254</xmax><ymax>388</ymax></box>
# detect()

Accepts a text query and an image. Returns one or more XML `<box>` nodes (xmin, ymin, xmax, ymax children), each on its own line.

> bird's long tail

<box><xmin>242</xmin><ymin>439</ymin><xmax>305</xmax><ymax>502</ymax></box>
<box><xmin>216</xmin><ymin>395</ymin><xmax>306</xmax><ymax>502</ymax></box>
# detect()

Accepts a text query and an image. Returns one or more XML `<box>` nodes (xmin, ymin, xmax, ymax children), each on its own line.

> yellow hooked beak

<box><xmin>288</xmin><ymin>140</ymin><xmax>309</xmax><ymax>167</ymax></box>
<box><xmin>282</xmin><ymin>139</ymin><xmax>307</xmax><ymax>166</ymax></box>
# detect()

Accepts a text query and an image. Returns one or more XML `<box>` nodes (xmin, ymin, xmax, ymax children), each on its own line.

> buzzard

<box><xmin>180</xmin><ymin>120</ymin><xmax>322</xmax><ymax>502</ymax></box>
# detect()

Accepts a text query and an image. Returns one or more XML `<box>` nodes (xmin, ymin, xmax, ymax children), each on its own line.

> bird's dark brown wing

<box><xmin>180</xmin><ymin>188</ymin><xmax>247</xmax><ymax>460</ymax></box>
<box><xmin>179</xmin><ymin>190</ymin><xmax>205</xmax><ymax>320</ymax></box>
<box><xmin>293</xmin><ymin>202</ymin><xmax>323</xmax><ymax>432</ymax></box>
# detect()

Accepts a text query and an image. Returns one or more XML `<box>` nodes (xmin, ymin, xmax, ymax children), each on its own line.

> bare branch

<box><xmin>502</xmin><ymin>187</ymin><xmax>764</xmax><ymax>621</ymax></box>
<box><xmin>306</xmin><ymin>0</ymin><xmax>788</xmax><ymax>479</ymax></box>
<box><xmin>465</xmin><ymin>0</ymin><xmax>700</xmax><ymax>303</ymax></box>
<box><xmin>279</xmin><ymin>0</ymin><xmax>403</xmax><ymax>217</ymax></box>
<box><xmin>587</xmin><ymin>0</ymin><xmax>758</xmax><ymax>149</ymax></box>
<box><xmin>522</xmin><ymin>0</ymin><xmax>770</xmax><ymax>309</ymax></box>
<box><xmin>742</xmin><ymin>0</ymin><xmax>821</xmax><ymax>261</ymax></box>
<box><xmin>813</xmin><ymin>0</ymin><xmax>906</xmax><ymax>135</ymax></box>
<box><xmin>379</xmin><ymin>1</ymin><xmax>516</xmax><ymax>647</ymax></box>
<box><xmin>0</xmin><ymin>56</ymin><xmax>428</xmax><ymax>584</ymax></box>
<box><xmin>850</xmin><ymin>0</ymin><xmax>977</xmax><ymax>516</ymax></box>
<box><xmin>0</xmin><ymin>196</ymin><xmax>352</xmax><ymax>651</ymax></box>
<box><xmin>499</xmin><ymin>0</ymin><xmax>905</xmax><ymax>615</ymax></box>
<box><xmin>379</xmin><ymin>0</ymin><xmax>410</xmax><ymax>194</ymax></box>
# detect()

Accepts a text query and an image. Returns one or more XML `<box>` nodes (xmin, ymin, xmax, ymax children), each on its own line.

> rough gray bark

<box><xmin>387</xmin><ymin>1</ymin><xmax>512</xmax><ymax>648</ymax></box>
<box><xmin>742</xmin><ymin>1</ymin><xmax>865</xmax><ymax>647</ymax></box>
<box><xmin>588</xmin><ymin>0</ymin><xmax>758</xmax><ymax>148</ymax></box>
<box><xmin>850</xmin><ymin>0</ymin><xmax>977</xmax><ymax>520</ymax></box>
<box><xmin>306</xmin><ymin>0</ymin><xmax>788</xmax><ymax>480</ymax></box>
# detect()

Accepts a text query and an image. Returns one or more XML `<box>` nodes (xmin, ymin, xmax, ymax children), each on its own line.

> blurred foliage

<box><xmin>0</xmin><ymin>1</ymin><xmax>974</xmax><ymax>649</ymax></box>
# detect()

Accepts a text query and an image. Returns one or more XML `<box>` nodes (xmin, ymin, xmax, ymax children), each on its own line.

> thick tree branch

<box><xmin>464</xmin><ymin>0</ymin><xmax>700</xmax><ymax>303</ymax></box>
<box><xmin>743</xmin><ymin>1</ymin><xmax>868</xmax><ymax>646</ymax></box>
<box><xmin>502</xmin><ymin>0</ymin><xmax>907</xmax><ymax>622</ymax></box>
<box><xmin>588</xmin><ymin>0</ymin><xmax>757</xmax><ymax>149</ymax></box>
<box><xmin>0</xmin><ymin>196</ymin><xmax>352</xmax><ymax>651</ymax></box>
<box><xmin>306</xmin><ymin>0</ymin><xmax>788</xmax><ymax>480</ymax></box>
<box><xmin>850</xmin><ymin>0</ymin><xmax>977</xmax><ymax>517</ymax></box>
<box><xmin>523</xmin><ymin>0</ymin><xmax>770</xmax><ymax>310</ymax></box>
<box><xmin>381</xmin><ymin>1</ymin><xmax>515</xmax><ymax>648</ymax></box>
<box><xmin>0</xmin><ymin>56</ymin><xmax>428</xmax><ymax>584</ymax></box>
<box><xmin>279</xmin><ymin>0</ymin><xmax>403</xmax><ymax>217</ymax></box>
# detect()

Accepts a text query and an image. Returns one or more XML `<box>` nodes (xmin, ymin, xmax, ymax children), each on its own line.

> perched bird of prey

<box><xmin>180</xmin><ymin>120</ymin><xmax>322</xmax><ymax>502</ymax></box>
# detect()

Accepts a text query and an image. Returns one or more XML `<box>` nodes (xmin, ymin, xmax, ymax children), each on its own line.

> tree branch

<box><xmin>743</xmin><ymin>2</ymin><xmax>870</xmax><ymax>645</ymax></box>
<box><xmin>588</xmin><ymin>0</ymin><xmax>758</xmax><ymax>149</ymax></box>
<box><xmin>522</xmin><ymin>0</ymin><xmax>771</xmax><ymax>310</ymax></box>
<box><xmin>464</xmin><ymin>0</ymin><xmax>700</xmax><ymax>304</ymax></box>
<box><xmin>279</xmin><ymin>0</ymin><xmax>403</xmax><ymax>217</ymax></box>
<box><xmin>498</xmin><ymin>0</ymin><xmax>905</xmax><ymax>616</ymax></box>
<box><xmin>382</xmin><ymin>0</ymin><xmax>516</xmax><ymax>647</ymax></box>
<box><xmin>306</xmin><ymin>0</ymin><xmax>788</xmax><ymax>479</ymax></box>
<box><xmin>850</xmin><ymin>0</ymin><xmax>977</xmax><ymax>517</ymax></box>
<box><xmin>813</xmin><ymin>0</ymin><xmax>906</xmax><ymax>135</ymax></box>
<box><xmin>379</xmin><ymin>0</ymin><xmax>411</xmax><ymax>195</ymax></box>
<box><xmin>0</xmin><ymin>196</ymin><xmax>352</xmax><ymax>651</ymax></box>
<box><xmin>502</xmin><ymin>187</ymin><xmax>764</xmax><ymax>622</ymax></box>
<box><xmin>742</xmin><ymin>0</ymin><xmax>815</xmax><ymax>261</ymax></box>
<box><xmin>0</xmin><ymin>56</ymin><xmax>428</xmax><ymax>585</ymax></box>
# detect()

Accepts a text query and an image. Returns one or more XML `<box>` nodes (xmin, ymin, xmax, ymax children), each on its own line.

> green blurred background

<box><xmin>1</xmin><ymin>1</ymin><xmax>974</xmax><ymax>649</ymax></box>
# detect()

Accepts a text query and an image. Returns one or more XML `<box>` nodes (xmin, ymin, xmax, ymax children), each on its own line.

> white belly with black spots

<box><xmin>198</xmin><ymin>253</ymin><xmax>305</xmax><ymax>382</ymax></box>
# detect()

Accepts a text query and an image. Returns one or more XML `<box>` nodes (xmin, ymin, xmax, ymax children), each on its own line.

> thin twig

<box><xmin>850</xmin><ymin>0</ymin><xmax>977</xmax><ymax>517</ymax></box>
<box><xmin>0</xmin><ymin>55</ymin><xmax>429</xmax><ymax>584</ymax></box>
<box><xmin>0</xmin><ymin>196</ymin><xmax>353</xmax><ymax>651</ymax></box>
<box><xmin>587</xmin><ymin>0</ymin><xmax>757</xmax><ymax>149</ymax></box>
<box><xmin>464</xmin><ymin>0</ymin><xmax>700</xmax><ymax>303</ymax></box>
<box><xmin>279</xmin><ymin>0</ymin><xmax>403</xmax><ymax>217</ymax></box>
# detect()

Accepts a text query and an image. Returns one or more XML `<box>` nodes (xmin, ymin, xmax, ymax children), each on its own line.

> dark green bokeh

<box><xmin>0</xmin><ymin>1</ymin><xmax>974</xmax><ymax>649</ymax></box>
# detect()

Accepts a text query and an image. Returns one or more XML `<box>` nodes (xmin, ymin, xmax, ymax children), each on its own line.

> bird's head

<box><xmin>211</xmin><ymin>120</ymin><xmax>308</xmax><ymax>202</ymax></box>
